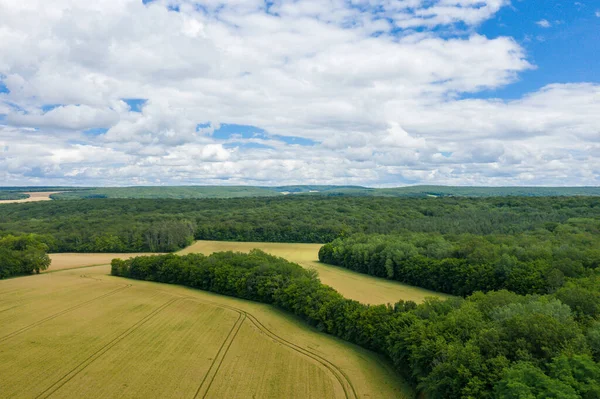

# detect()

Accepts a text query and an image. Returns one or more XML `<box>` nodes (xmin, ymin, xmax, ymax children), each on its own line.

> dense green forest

<box><xmin>50</xmin><ymin>186</ymin><xmax>282</xmax><ymax>199</ymax></box>
<box><xmin>0</xmin><ymin>234</ymin><xmax>51</xmax><ymax>278</ymax></box>
<box><xmin>2</xmin><ymin>196</ymin><xmax>600</xmax><ymax>252</ymax></box>
<box><xmin>319</xmin><ymin>221</ymin><xmax>600</xmax><ymax>296</ymax></box>
<box><xmin>111</xmin><ymin>251</ymin><xmax>600</xmax><ymax>399</ymax></box>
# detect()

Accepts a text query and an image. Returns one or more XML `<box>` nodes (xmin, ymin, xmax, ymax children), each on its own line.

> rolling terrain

<box><xmin>0</xmin><ymin>265</ymin><xmax>413</xmax><ymax>399</ymax></box>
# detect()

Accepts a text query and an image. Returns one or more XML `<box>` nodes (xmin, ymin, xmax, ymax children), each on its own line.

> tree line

<box><xmin>111</xmin><ymin>250</ymin><xmax>600</xmax><ymax>399</ymax></box>
<box><xmin>0</xmin><ymin>234</ymin><xmax>51</xmax><ymax>278</ymax></box>
<box><xmin>0</xmin><ymin>193</ymin><xmax>27</xmax><ymax>200</ymax></box>
<box><xmin>3</xmin><ymin>196</ymin><xmax>600</xmax><ymax>252</ymax></box>
<box><xmin>319</xmin><ymin>218</ymin><xmax>600</xmax><ymax>296</ymax></box>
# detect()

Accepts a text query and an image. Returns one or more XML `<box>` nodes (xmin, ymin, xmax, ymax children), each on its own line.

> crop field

<box><xmin>0</xmin><ymin>191</ymin><xmax>60</xmax><ymax>204</ymax></box>
<box><xmin>47</xmin><ymin>253</ymin><xmax>163</xmax><ymax>272</ymax></box>
<box><xmin>0</xmin><ymin>265</ymin><xmax>413</xmax><ymax>399</ymax></box>
<box><xmin>181</xmin><ymin>241</ymin><xmax>450</xmax><ymax>304</ymax></box>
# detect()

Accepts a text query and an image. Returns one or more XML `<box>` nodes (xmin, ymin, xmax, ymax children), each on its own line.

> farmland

<box><xmin>2</xmin><ymin>194</ymin><xmax>600</xmax><ymax>398</ymax></box>
<box><xmin>0</xmin><ymin>191</ymin><xmax>61</xmax><ymax>204</ymax></box>
<box><xmin>47</xmin><ymin>253</ymin><xmax>163</xmax><ymax>272</ymax></box>
<box><xmin>0</xmin><ymin>264</ymin><xmax>413</xmax><ymax>399</ymax></box>
<box><xmin>180</xmin><ymin>240</ymin><xmax>449</xmax><ymax>304</ymax></box>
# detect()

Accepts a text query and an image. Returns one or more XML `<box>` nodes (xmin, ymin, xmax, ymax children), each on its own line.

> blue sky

<box><xmin>470</xmin><ymin>0</ymin><xmax>600</xmax><ymax>99</ymax></box>
<box><xmin>0</xmin><ymin>0</ymin><xmax>599</xmax><ymax>187</ymax></box>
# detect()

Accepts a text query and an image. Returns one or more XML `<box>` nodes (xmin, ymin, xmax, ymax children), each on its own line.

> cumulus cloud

<box><xmin>536</xmin><ymin>19</ymin><xmax>551</xmax><ymax>28</ymax></box>
<box><xmin>7</xmin><ymin>105</ymin><xmax>119</xmax><ymax>130</ymax></box>
<box><xmin>0</xmin><ymin>0</ymin><xmax>597</xmax><ymax>186</ymax></box>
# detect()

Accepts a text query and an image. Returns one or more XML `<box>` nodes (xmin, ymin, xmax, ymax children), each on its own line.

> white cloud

<box><xmin>595</xmin><ymin>10</ymin><xmax>600</xmax><ymax>17</ymax></box>
<box><xmin>7</xmin><ymin>105</ymin><xmax>119</xmax><ymax>130</ymax></box>
<box><xmin>536</xmin><ymin>19</ymin><xmax>551</xmax><ymax>28</ymax></box>
<box><xmin>0</xmin><ymin>0</ymin><xmax>597</xmax><ymax>186</ymax></box>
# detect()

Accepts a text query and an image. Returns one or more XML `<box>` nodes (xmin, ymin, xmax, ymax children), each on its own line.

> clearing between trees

<box><xmin>180</xmin><ymin>240</ymin><xmax>449</xmax><ymax>304</ymax></box>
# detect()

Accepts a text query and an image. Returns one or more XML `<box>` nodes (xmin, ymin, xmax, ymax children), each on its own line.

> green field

<box><xmin>0</xmin><ymin>265</ymin><xmax>413</xmax><ymax>398</ymax></box>
<box><xmin>180</xmin><ymin>241</ymin><xmax>450</xmax><ymax>304</ymax></box>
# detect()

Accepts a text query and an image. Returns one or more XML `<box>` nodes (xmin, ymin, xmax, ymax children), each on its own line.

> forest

<box><xmin>319</xmin><ymin>220</ymin><xmax>600</xmax><ymax>296</ymax></box>
<box><xmin>2</xmin><ymin>196</ymin><xmax>600</xmax><ymax>252</ymax></box>
<box><xmin>111</xmin><ymin>250</ymin><xmax>600</xmax><ymax>399</ymax></box>
<box><xmin>0</xmin><ymin>234</ymin><xmax>51</xmax><ymax>278</ymax></box>
<box><xmin>0</xmin><ymin>192</ymin><xmax>28</xmax><ymax>200</ymax></box>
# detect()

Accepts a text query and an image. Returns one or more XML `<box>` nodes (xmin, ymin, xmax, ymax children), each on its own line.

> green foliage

<box><xmin>549</xmin><ymin>355</ymin><xmax>600</xmax><ymax>398</ymax></box>
<box><xmin>495</xmin><ymin>362</ymin><xmax>578</xmax><ymax>399</ymax></box>
<box><xmin>3</xmin><ymin>195</ymin><xmax>600</xmax><ymax>253</ymax></box>
<box><xmin>0</xmin><ymin>234</ymin><xmax>51</xmax><ymax>278</ymax></box>
<box><xmin>555</xmin><ymin>281</ymin><xmax>600</xmax><ymax>323</ymax></box>
<box><xmin>320</xmin><ymin>226</ymin><xmax>600</xmax><ymax>296</ymax></box>
<box><xmin>0</xmin><ymin>193</ymin><xmax>28</xmax><ymax>200</ymax></box>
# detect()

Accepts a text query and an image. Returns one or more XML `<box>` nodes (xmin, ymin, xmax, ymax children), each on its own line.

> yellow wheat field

<box><xmin>0</xmin><ymin>265</ymin><xmax>414</xmax><ymax>399</ymax></box>
<box><xmin>0</xmin><ymin>191</ymin><xmax>60</xmax><ymax>204</ymax></box>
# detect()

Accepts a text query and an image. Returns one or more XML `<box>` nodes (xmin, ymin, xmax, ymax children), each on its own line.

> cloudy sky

<box><xmin>0</xmin><ymin>0</ymin><xmax>599</xmax><ymax>187</ymax></box>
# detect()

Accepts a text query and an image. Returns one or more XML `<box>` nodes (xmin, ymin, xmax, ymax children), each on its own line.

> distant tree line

<box><xmin>0</xmin><ymin>193</ymin><xmax>28</xmax><ymax>200</ymax></box>
<box><xmin>0</xmin><ymin>234</ymin><xmax>51</xmax><ymax>278</ymax></box>
<box><xmin>2</xmin><ymin>196</ymin><xmax>600</xmax><ymax>252</ymax></box>
<box><xmin>319</xmin><ymin>219</ymin><xmax>600</xmax><ymax>296</ymax></box>
<box><xmin>111</xmin><ymin>251</ymin><xmax>600</xmax><ymax>399</ymax></box>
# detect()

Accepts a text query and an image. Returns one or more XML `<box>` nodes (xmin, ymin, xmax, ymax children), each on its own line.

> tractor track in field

<box><xmin>36</xmin><ymin>297</ymin><xmax>179</xmax><ymax>399</ymax></box>
<box><xmin>0</xmin><ymin>287</ymin><xmax>28</xmax><ymax>298</ymax></box>
<box><xmin>0</xmin><ymin>284</ymin><xmax>131</xmax><ymax>344</ymax></box>
<box><xmin>26</xmin><ymin>271</ymin><xmax>356</xmax><ymax>399</ymax></box>
<box><xmin>0</xmin><ymin>277</ymin><xmax>111</xmax><ymax>317</ymax></box>
<box><xmin>244</xmin><ymin>311</ymin><xmax>358</xmax><ymax>399</ymax></box>
<box><xmin>0</xmin><ymin>304</ymin><xmax>23</xmax><ymax>314</ymax></box>
<box><xmin>193</xmin><ymin>310</ymin><xmax>247</xmax><ymax>399</ymax></box>
<box><xmin>181</xmin><ymin>295</ymin><xmax>358</xmax><ymax>399</ymax></box>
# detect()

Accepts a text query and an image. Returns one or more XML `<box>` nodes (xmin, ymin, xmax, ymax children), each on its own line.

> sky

<box><xmin>0</xmin><ymin>0</ymin><xmax>599</xmax><ymax>187</ymax></box>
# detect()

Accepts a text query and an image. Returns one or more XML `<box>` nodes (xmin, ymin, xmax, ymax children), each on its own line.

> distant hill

<box><xmin>311</xmin><ymin>185</ymin><xmax>600</xmax><ymax>197</ymax></box>
<box><xmin>3</xmin><ymin>185</ymin><xmax>600</xmax><ymax>200</ymax></box>
<box><xmin>269</xmin><ymin>185</ymin><xmax>600</xmax><ymax>197</ymax></box>
<box><xmin>50</xmin><ymin>186</ymin><xmax>281</xmax><ymax>200</ymax></box>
